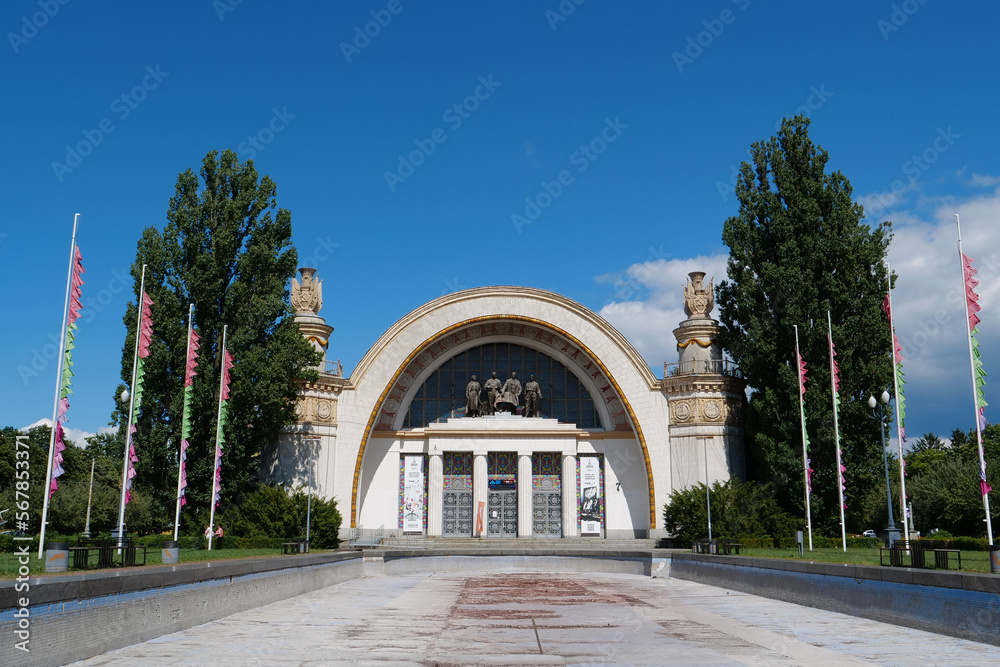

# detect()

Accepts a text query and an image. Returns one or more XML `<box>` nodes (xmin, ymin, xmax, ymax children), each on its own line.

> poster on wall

<box><xmin>579</xmin><ymin>456</ymin><xmax>602</xmax><ymax>535</ymax></box>
<box><xmin>403</xmin><ymin>455</ymin><xmax>425</xmax><ymax>533</ymax></box>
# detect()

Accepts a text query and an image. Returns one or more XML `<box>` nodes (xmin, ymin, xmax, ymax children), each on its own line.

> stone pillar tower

<box><xmin>262</xmin><ymin>268</ymin><xmax>344</xmax><ymax>492</ymax></box>
<box><xmin>662</xmin><ymin>272</ymin><xmax>747</xmax><ymax>493</ymax></box>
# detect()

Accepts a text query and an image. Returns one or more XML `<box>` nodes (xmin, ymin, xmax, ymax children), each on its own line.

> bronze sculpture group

<box><xmin>464</xmin><ymin>372</ymin><xmax>542</xmax><ymax>417</ymax></box>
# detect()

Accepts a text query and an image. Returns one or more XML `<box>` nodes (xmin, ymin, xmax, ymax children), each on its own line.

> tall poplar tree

<box><xmin>717</xmin><ymin>117</ymin><xmax>893</xmax><ymax>534</ymax></box>
<box><xmin>111</xmin><ymin>150</ymin><xmax>320</xmax><ymax>531</ymax></box>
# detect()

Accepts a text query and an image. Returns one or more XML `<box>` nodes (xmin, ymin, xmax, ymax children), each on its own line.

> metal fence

<box><xmin>664</xmin><ymin>359</ymin><xmax>742</xmax><ymax>378</ymax></box>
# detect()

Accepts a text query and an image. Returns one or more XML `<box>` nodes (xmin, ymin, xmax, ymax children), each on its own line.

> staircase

<box><xmin>379</xmin><ymin>536</ymin><xmax>658</xmax><ymax>550</ymax></box>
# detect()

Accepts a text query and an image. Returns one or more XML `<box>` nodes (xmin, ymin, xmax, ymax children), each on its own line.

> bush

<box><xmin>218</xmin><ymin>484</ymin><xmax>341</xmax><ymax>549</ymax></box>
<box><xmin>663</xmin><ymin>479</ymin><xmax>800</xmax><ymax>547</ymax></box>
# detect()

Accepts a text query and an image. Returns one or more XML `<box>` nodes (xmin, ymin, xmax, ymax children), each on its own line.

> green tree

<box><xmin>110</xmin><ymin>150</ymin><xmax>320</xmax><ymax>533</ymax></box>
<box><xmin>904</xmin><ymin>432</ymin><xmax>950</xmax><ymax>478</ymax></box>
<box><xmin>716</xmin><ymin>116</ymin><xmax>894</xmax><ymax>535</ymax></box>
<box><xmin>908</xmin><ymin>455</ymin><xmax>999</xmax><ymax>536</ymax></box>
<box><xmin>662</xmin><ymin>479</ymin><xmax>799</xmax><ymax>547</ymax></box>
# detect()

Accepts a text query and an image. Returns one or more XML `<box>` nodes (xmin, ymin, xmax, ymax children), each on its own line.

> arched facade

<box><xmin>265</xmin><ymin>278</ymin><xmax>746</xmax><ymax>540</ymax></box>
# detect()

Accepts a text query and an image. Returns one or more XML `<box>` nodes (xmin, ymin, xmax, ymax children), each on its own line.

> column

<box><xmin>473</xmin><ymin>453</ymin><xmax>487</xmax><ymax>537</ymax></box>
<box><xmin>562</xmin><ymin>454</ymin><xmax>578</xmax><ymax>537</ymax></box>
<box><xmin>427</xmin><ymin>453</ymin><xmax>443</xmax><ymax>537</ymax></box>
<box><xmin>518</xmin><ymin>454</ymin><xmax>533</xmax><ymax>538</ymax></box>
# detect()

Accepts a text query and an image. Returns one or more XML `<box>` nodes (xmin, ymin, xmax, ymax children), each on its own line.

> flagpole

<box><xmin>828</xmin><ymin>310</ymin><xmax>847</xmax><ymax>552</ymax></box>
<box><xmin>208</xmin><ymin>324</ymin><xmax>228</xmax><ymax>551</ymax></box>
<box><xmin>174</xmin><ymin>303</ymin><xmax>196</xmax><ymax>542</ymax></box>
<box><xmin>956</xmin><ymin>215</ymin><xmax>994</xmax><ymax>545</ymax></box>
<box><xmin>794</xmin><ymin>325</ymin><xmax>813</xmax><ymax>551</ymax></box>
<box><xmin>886</xmin><ymin>264</ymin><xmax>910</xmax><ymax>547</ymax></box>
<box><xmin>117</xmin><ymin>265</ymin><xmax>146</xmax><ymax>549</ymax></box>
<box><xmin>39</xmin><ymin>213</ymin><xmax>79</xmax><ymax>559</ymax></box>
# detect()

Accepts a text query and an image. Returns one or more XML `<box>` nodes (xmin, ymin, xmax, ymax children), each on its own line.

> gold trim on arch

<box><xmin>350</xmin><ymin>315</ymin><xmax>657</xmax><ymax>530</ymax></box>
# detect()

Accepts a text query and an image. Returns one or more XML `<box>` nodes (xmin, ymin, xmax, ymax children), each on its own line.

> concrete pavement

<box><xmin>72</xmin><ymin>572</ymin><xmax>997</xmax><ymax>665</ymax></box>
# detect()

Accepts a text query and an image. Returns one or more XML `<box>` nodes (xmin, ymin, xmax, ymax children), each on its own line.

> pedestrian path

<box><xmin>72</xmin><ymin>572</ymin><xmax>997</xmax><ymax>666</ymax></box>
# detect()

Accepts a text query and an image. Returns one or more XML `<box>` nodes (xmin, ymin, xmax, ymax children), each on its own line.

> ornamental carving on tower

<box><xmin>682</xmin><ymin>271</ymin><xmax>714</xmax><ymax>318</ymax></box>
<box><xmin>291</xmin><ymin>267</ymin><xmax>323</xmax><ymax>315</ymax></box>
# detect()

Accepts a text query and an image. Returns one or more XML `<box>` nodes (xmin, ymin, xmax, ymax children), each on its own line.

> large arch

<box><xmin>342</xmin><ymin>287</ymin><xmax>667</xmax><ymax>531</ymax></box>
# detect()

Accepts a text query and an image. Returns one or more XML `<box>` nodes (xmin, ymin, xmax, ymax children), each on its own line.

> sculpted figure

<box><xmin>498</xmin><ymin>372</ymin><xmax>522</xmax><ymax>413</ymax></box>
<box><xmin>465</xmin><ymin>375</ymin><xmax>482</xmax><ymax>418</ymax></box>
<box><xmin>682</xmin><ymin>271</ymin><xmax>714</xmax><ymax>318</ymax></box>
<box><xmin>482</xmin><ymin>372</ymin><xmax>502</xmax><ymax>416</ymax></box>
<box><xmin>290</xmin><ymin>267</ymin><xmax>323</xmax><ymax>315</ymax></box>
<box><xmin>524</xmin><ymin>374</ymin><xmax>542</xmax><ymax>417</ymax></box>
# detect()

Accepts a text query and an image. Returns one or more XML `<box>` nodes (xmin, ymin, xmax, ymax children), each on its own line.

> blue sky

<box><xmin>3</xmin><ymin>1</ymin><xmax>1000</xmax><ymax>446</ymax></box>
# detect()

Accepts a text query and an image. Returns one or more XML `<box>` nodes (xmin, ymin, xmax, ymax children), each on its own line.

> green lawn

<box><xmin>0</xmin><ymin>548</ymin><xmax>307</xmax><ymax>580</ymax></box>
<box><xmin>735</xmin><ymin>547</ymin><xmax>993</xmax><ymax>573</ymax></box>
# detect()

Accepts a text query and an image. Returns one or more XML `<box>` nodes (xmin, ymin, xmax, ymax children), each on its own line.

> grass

<box><xmin>0</xmin><ymin>547</ymin><xmax>305</xmax><ymax>580</ymax></box>
<box><xmin>735</xmin><ymin>546</ymin><xmax>993</xmax><ymax>573</ymax></box>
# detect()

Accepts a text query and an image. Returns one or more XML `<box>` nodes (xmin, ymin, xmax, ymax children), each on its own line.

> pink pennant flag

<box><xmin>221</xmin><ymin>349</ymin><xmax>234</xmax><ymax>401</ymax></box>
<box><xmin>185</xmin><ymin>329</ymin><xmax>201</xmax><ymax>386</ymax></box>
<box><xmin>67</xmin><ymin>246</ymin><xmax>85</xmax><ymax>325</ymax></box>
<box><xmin>797</xmin><ymin>351</ymin><xmax>808</xmax><ymax>397</ymax></box>
<box><xmin>828</xmin><ymin>334</ymin><xmax>841</xmax><ymax>394</ymax></box>
<box><xmin>138</xmin><ymin>292</ymin><xmax>154</xmax><ymax>359</ymax></box>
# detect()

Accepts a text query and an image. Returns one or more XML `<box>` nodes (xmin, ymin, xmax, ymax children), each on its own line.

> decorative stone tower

<box><xmin>262</xmin><ymin>268</ymin><xmax>344</xmax><ymax>490</ymax></box>
<box><xmin>662</xmin><ymin>272</ymin><xmax>747</xmax><ymax>491</ymax></box>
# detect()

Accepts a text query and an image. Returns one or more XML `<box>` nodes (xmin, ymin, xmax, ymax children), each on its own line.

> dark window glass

<box><xmin>403</xmin><ymin>342</ymin><xmax>601</xmax><ymax>428</ymax></box>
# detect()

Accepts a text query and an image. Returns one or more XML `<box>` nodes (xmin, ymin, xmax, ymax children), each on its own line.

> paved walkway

<box><xmin>74</xmin><ymin>573</ymin><xmax>996</xmax><ymax>666</ymax></box>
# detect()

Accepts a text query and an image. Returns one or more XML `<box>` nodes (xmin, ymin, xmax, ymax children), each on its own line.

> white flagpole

<box><xmin>886</xmin><ymin>264</ymin><xmax>910</xmax><ymax>547</ymax></box>
<box><xmin>208</xmin><ymin>324</ymin><xmax>228</xmax><ymax>551</ymax></box>
<box><xmin>956</xmin><ymin>215</ymin><xmax>994</xmax><ymax>545</ymax></box>
<box><xmin>172</xmin><ymin>439</ymin><xmax>183</xmax><ymax>542</ymax></box>
<box><xmin>117</xmin><ymin>265</ymin><xmax>146</xmax><ymax>548</ymax></box>
<box><xmin>828</xmin><ymin>310</ymin><xmax>847</xmax><ymax>552</ymax></box>
<box><xmin>795</xmin><ymin>325</ymin><xmax>813</xmax><ymax>551</ymax></box>
<box><xmin>174</xmin><ymin>304</ymin><xmax>195</xmax><ymax>542</ymax></box>
<box><xmin>39</xmin><ymin>213</ymin><xmax>80</xmax><ymax>559</ymax></box>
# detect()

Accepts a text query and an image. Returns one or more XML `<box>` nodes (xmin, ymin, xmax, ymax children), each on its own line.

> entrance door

<box><xmin>442</xmin><ymin>452</ymin><xmax>473</xmax><ymax>537</ymax></box>
<box><xmin>532</xmin><ymin>452</ymin><xmax>562</xmax><ymax>537</ymax></box>
<box><xmin>487</xmin><ymin>452</ymin><xmax>518</xmax><ymax>537</ymax></box>
<box><xmin>487</xmin><ymin>488</ymin><xmax>517</xmax><ymax>537</ymax></box>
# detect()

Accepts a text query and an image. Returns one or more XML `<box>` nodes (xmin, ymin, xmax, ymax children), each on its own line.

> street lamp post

<box><xmin>868</xmin><ymin>391</ymin><xmax>901</xmax><ymax>547</ymax></box>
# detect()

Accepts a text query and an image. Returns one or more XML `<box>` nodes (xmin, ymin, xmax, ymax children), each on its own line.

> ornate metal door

<box><xmin>443</xmin><ymin>453</ymin><xmax>473</xmax><ymax>537</ymax></box>
<box><xmin>487</xmin><ymin>490</ymin><xmax>518</xmax><ymax>537</ymax></box>
<box><xmin>532</xmin><ymin>453</ymin><xmax>562</xmax><ymax>537</ymax></box>
<box><xmin>532</xmin><ymin>490</ymin><xmax>562</xmax><ymax>537</ymax></box>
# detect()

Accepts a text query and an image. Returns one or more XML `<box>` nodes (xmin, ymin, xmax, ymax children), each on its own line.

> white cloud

<box><xmin>597</xmin><ymin>252</ymin><xmax>729</xmax><ymax>370</ymax></box>
<box><xmin>594</xmin><ymin>192</ymin><xmax>1000</xmax><ymax>439</ymax></box>
<box><xmin>968</xmin><ymin>172</ymin><xmax>1000</xmax><ymax>188</ymax></box>
<box><xmin>20</xmin><ymin>419</ymin><xmax>98</xmax><ymax>447</ymax></box>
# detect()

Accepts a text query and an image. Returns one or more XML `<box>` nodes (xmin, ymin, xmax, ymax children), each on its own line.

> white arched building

<box><xmin>266</xmin><ymin>270</ymin><xmax>746</xmax><ymax>540</ymax></box>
